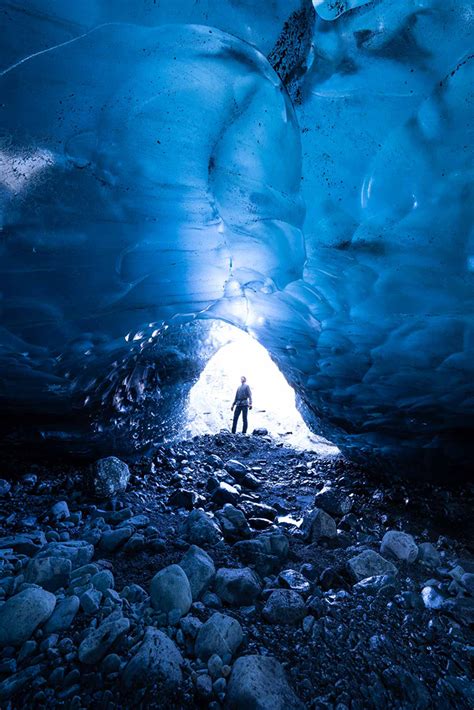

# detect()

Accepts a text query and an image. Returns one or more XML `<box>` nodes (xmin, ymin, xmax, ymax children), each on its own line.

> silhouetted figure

<box><xmin>231</xmin><ymin>376</ymin><xmax>252</xmax><ymax>434</ymax></box>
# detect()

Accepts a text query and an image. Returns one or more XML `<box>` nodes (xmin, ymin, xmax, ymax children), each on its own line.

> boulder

<box><xmin>226</xmin><ymin>655</ymin><xmax>304</xmax><ymax>710</ymax></box>
<box><xmin>216</xmin><ymin>504</ymin><xmax>252</xmax><ymax>540</ymax></box>
<box><xmin>301</xmin><ymin>508</ymin><xmax>337</xmax><ymax>541</ymax></box>
<box><xmin>278</xmin><ymin>569</ymin><xmax>311</xmax><ymax>594</ymax></box>
<box><xmin>314</xmin><ymin>487</ymin><xmax>353</xmax><ymax>517</ymax></box>
<box><xmin>381</xmin><ymin>531</ymin><xmax>418</xmax><ymax>563</ymax></box>
<box><xmin>122</xmin><ymin>627</ymin><xmax>183</xmax><ymax>691</ymax></box>
<box><xmin>215</xmin><ymin>567</ymin><xmax>261</xmax><ymax>606</ymax></box>
<box><xmin>211</xmin><ymin>482</ymin><xmax>240</xmax><ymax>506</ymax></box>
<box><xmin>185</xmin><ymin>510</ymin><xmax>223</xmax><ymax>546</ymax></box>
<box><xmin>50</xmin><ymin>500</ymin><xmax>70</xmax><ymax>521</ymax></box>
<box><xmin>168</xmin><ymin>488</ymin><xmax>197</xmax><ymax>510</ymax></box>
<box><xmin>195</xmin><ymin>612</ymin><xmax>243</xmax><ymax>663</ymax></box>
<box><xmin>179</xmin><ymin>545</ymin><xmax>215</xmax><ymax>600</ymax></box>
<box><xmin>0</xmin><ymin>532</ymin><xmax>46</xmax><ymax>556</ymax></box>
<box><xmin>78</xmin><ymin>614</ymin><xmax>130</xmax><ymax>664</ymax></box>
<box><xmin>224</xmin><ymin>460</ymin><xmax>248</xmax><ymax>480</ymax></box>
<box><xmin>0</xmin><ymin>588</ymin><xmax>56</xmax><ymax>646</ymax></box>
<box><xmin>44</xmin><ymin>595</ymin><xmax>80</xmax><ymax>633</ymax></box>
<box><xmin>25</xmin><ymin>556</ymin><xmax>72</xmax><ymax>591</ymax></box>
<box><xmin>233</xmin><ymin>532</ymin><xmax>289</xmax><ymax>576</ymax></box>
<box><xmin>417</xmin><ymin>542</ymin><xmax>441</xmax><ymax>567</ymax></box>
<box><xmin>347</xmin><ymin>550</ymin><xmax>397</xmax><ymax>582</ymax></box>
<box><xmin>92</xmin><ymin>456</ymin><xmax>130</xmax><ymax>498</ymax></box>
<box><xmin>150</xmin><ymin>564</ymin><xmax>192</xmax><ymax>623</ymax></box>
<box><xmin>262</xmin><ymin>590</ymin><xmax>307</xmax><ymax>624</ymax></box>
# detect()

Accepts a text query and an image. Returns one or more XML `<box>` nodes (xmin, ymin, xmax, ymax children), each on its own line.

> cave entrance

<box><xmin>185</xmin><ymin>321</ymin><xmax>338</xmax><ymax>454</ymax></box>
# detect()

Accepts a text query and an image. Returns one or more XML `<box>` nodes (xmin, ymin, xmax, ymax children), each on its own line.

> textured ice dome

<box><xmin>0</xmin><ymin>1</ymin><xmax>473</xmax><ymax>477</ymax></box>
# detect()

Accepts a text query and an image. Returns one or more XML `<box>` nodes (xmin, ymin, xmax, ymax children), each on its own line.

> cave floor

<box><xmin>0</xmin><ymin>432</ymin><xmax>473</xmax><ymax>708</ymax></box>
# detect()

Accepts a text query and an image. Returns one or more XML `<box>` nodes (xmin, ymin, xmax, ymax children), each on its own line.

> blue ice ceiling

<box><xmin>0</xmin><ymin>1</ymin><xmax>473</xmax><ymax>476</ymax></box>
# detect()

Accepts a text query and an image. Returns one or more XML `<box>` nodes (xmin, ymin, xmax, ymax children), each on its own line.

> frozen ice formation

<box><xmin>0</xmin><ymin>1</ymin><xmax>473</xmax><ymax>477</ymax></box>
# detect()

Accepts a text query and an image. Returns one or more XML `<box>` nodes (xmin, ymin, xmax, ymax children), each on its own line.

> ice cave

<box><xmin>0</xmin><ymin>1</ymin><xmax>473</xmax><ymax>708</ymax></box>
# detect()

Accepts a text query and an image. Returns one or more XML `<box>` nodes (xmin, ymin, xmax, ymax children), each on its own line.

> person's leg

<box><xmin>242</xmin><ymin>406</ymin><xmax>248</xmax><ymax>434</ymax></box>
<box><xmin>232</xmin><ymin>406</ymin><xmax>241</xmax><ymax>433</ymax></box>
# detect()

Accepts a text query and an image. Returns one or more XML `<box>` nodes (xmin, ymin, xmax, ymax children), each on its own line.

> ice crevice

<box><xmin>0</xmin><ymin>1</ymin><xmax>472</xmax><ymax>479</ymax></box>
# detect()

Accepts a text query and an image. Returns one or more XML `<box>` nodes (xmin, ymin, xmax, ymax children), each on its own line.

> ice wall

<box><xmin>0</xmin><ymin>1</ymin><xmax>472</xmax><ymax>476</ymax></box>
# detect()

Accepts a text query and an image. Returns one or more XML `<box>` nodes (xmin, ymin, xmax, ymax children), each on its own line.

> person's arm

<box><xmin>247</xmin><ymin>385</ymin><xmax>252</xmax><ymax>408</ymax></box>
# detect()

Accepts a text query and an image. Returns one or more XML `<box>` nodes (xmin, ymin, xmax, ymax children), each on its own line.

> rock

<box><xmin>233</xmin><ymin>531</ymin><xmax>289</xmax><ymax>576</ymax></box>
<box><xmin>353</xmin><ymin>574</ymin><xmax>397</xmax><ymax>595</ymax></box>
<box><xmin>36</xmin><ymin>540</ymin><xmax>94</xmax><ymax>569</ymax></box>
<box><xmin>278</xmin><ymin>569</ymin><xmax>311</xmax><ymax>594</ymax></box>
<box><xmin>262</xmin><ymin>590</ymin><xmax>307</xmax><ymax>624</ymax></box>
<box><xmin>51</xmin><ymin>500</ymin><xmax>70</xmax><ymax>521</ymax></box>
<box><xmin>224</xmin><ymin>460</ymin><xmax>248</xmax><ymax>480</ymax></box>
<box><xmin>211</xmin><ymin>482</ymin><xmax>240</xmax><ymax>505</ymax></box>
<box><xmin>381</xmin><ymin>531</ymin><xmax>418</xmax><ymax>563</ymax></box>
<box><xmin>44</xmin><ymin>595</ymin><xmax>80</xmax><ymax>633</ymax></box>
<box><xmin>179</xmin><ymin>545</ymin><xmax>215</xmax><ymax>600</ymax></box>
<box><xmin>442</xmin><ymin>597</ymin><xmax>474</xmax><ymax>625</ymax></box>
<box><xmin>301</xmin><ymin>508</ymin><xmax>337</xmax><ymax>541</ymax></box>
<box><xmin>25</xmin><ymin>556</ymin><xmax>72</xmax><ymax>591</ymax></box>
<box><xmin>0</xmin><ymin>664</ymin><xmax>42</xmax><ymax>702</ymax></box>
<box><xmin>421</xmin><ymin>586</ymin><xmax>446</xmax><ymax>610</ymax></box>
<box><xmin>347</xmin><ymin>550</ymin><xmax>397</xmax><ymax>582</ymax></box>
<box><xmin>92</xmin><ymin>456</ymin><xmax>130</xmax><ymax>498</ymax></box>
<box><xmin>122</xmin><ymin>626</ymin><xmax>183</xmax><ymax>692</ymax></box>
<box><xmin>252</xmin><ymin>428</ymin><xmax>268</xmax><ymax>436</ymax></box>
<box><xmin>78</xmin><ymin>614</ymin><xmax>130</xmax><ymax>664</ymax></box>
<box><xmin>100</xmin><ymin>526</ymin><xmax>133</xmax><ymax>552</ymax></box>
<box><xmin>461</xmin><ymin>573</ymin><xmax>474</xmax><ymax>595</ymax></box>
<box><xmin>195</xmin><ymin>612</ymin><xmax>243</xmax><ymax>663</ymax></box>
<box><xmin>81</xmin><ymin>588</ymin><xmax>103</xmax><ymax>614</ymax></box>
<box><xmin>123</xmin><ymin>533</ymin><xmax>145</xmax><ymax>554</ymax></box>
<box><xmin>240</xmin><ymin>501</ymin><xmax>277</xmax><ymax>521</ymax></box>
<box><xmin>150</xmin><ymin>564</ymin><xmax>192</xmax><ymax>623</ymax></box>
<box><xmin>206</xmin><ymin>454</ymin><xmax>224</xmax><ymax>468</ymax></box>
<box><xmin>226</xmin><ymin>655</ymin><xmax>304</xmax><ymax>710</ymax></box>
<box><xmin>314</xmin><ymin>487</ymin><xmax>353</xmax><ymax>517</ymax></box>
<box><xmin>0</xmin><ymin>532</ymin><xmax>46</xmax><ymax>556</ymax></box>
<box><xmin>241</xmin><ymin>473</ymin><xmax>261</xmax><ymax>490</ymax></box>
<box><xmin>185</xmin><ymin>510</ymin><xmax>223</xmax><ymax>546</ymax></box>
<box><xmin>0</xmin><ymin>479</ymin><xmax>11</xmax><ymax>496</ymax></box>
<box><xmin>216</xmin><ymin>504</ymin><xmax>252</xmax><ymax>540</ymax></box>
<box><xmin>167</xmin><ymin>488</ymin><xmax>197</xmax><ymax>510</ymax></box>
<box><xmin>91</xmin><ymin>569</ymin><xmax>115</xmax><ymax>592</ymax></box>
<box><xmin>0</xmin><ymin>588</ymin><xmax>56</xmax><ymax>646</ymax></box>
<box><xmin>215</xmin><ymin>567</ymin><xmax>261</xmax><ymax>606</ymax></box>
<box><xmin>417</xmin><ymin>542</ymin><xmax>441</xmax><ymax>567</ymax></box>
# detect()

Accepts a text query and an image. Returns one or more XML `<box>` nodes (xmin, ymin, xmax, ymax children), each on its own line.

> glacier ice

<box><xmin>0</xmin><ymin>1</ymin><xmax>473</xmax><ymax>477</ymax></box>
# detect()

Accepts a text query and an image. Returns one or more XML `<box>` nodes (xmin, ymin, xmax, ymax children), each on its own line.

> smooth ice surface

<box><xmin>0</xmin><ymin>1</ymin><xmax>473</xmax><ymax>476</ymax></box>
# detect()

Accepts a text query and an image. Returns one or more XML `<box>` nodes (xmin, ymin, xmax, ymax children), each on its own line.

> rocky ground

<box><xmin>0</xmin><ymin>431</ymin><xmax>473</xmax><ymax>709</ymax></box>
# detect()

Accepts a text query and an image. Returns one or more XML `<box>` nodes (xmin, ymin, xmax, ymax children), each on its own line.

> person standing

<box><xmin>231</xmin><ymin>376</ymin><xmax>252</xmax><ymax>434</ymax></box>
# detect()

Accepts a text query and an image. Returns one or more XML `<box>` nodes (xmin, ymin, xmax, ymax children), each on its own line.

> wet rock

<box><xmin>216</xmin><ymin>504</ymin><xmax>252</xmax><ymax>540</ymax></box>
<box><xmin>150</xmin><ymin>564</ymin><xmax>192</xmax><ymax>623</ymax></box>
<box><xmin>122</xmin><ymin>627</ymin><xmax>183</xmax><ymax>692</ymax></box>
<box><xmin>25</xmin><ymin>556</ymin><xmax>72</xmax><ymax>591</ymax></box>
<box><xmin>417</xmin><ymin>542</ymin><xmax>441</xmax><ymax>567</ymax></box>
<box><xmin>215</xmin><ymin>567</ymin><xmax>261</xmax><ymax>606</ymax></box>
<box><xmin>78</xmin><ymin>614</ymin><xmax>130</xmax><ymax>664</ymax></box>
<box><xmin>195</xmin><ymin>612</ymin><xmax>243</xmax><ymax>663</ymax></box>
<box><xmin>381</xmin><ymin>531</ymin><xmax>418</xmax><ymax>563</ymax></box>
<box><xmin>252</xmin><ymin>428</ymin><xmax>268</xmax><ymax>436</ymax></box>
<box><xmin>233</xmin><ymin>532</ymin><xmax>289</xmax><ymax>576</ymax></box>
<box><xmin>0</xmin><ymin>531</ymin><xmax>46</xmax><ymax>556</ymax></box>
<box><xmin>0</xmin><ymin>588</ymin><xmax>56</xmax><ymax>646</ymax></box>
<box><xmin>36</xmin><ymin>540</ymin><xmax>94</xmax><ymax>569</ymax></box>
<box><xmin>314</xmin><ymin>486</ymin><xmax>353</xmax><ymax>517</ymax></box>
<box><xmin>301</xmin><ymin>508</ymin><xmax>337</xmax><ymax>541</ymax></box>
<box><xmin>226</xmin><ymin>655</ymin><xmax>304</xmax><ymax>710</ymax></box>
<box><xmin>92</xmin><ymin>456</ymin><xmax>130</xmax><ymax>498</ymax></box>
<box><xmin>240</xmin><ymin>501</ymin><xmax>277</xmax><ymax>521</ymax></box>
<box><xmin>262</xmin><ymin>589</ymin><xmax>307</xmax><ymax>624</ymax></box>
<box><xmin>319</xmin><ymin>566</ymin><xmax>346</xmax><ymax>591</ymax></box>
<box><xmin>347</xmin><ymin>550</ymin><xmax>397</xmax><ymax>582</ymax></box>
<box><xmin>184</xmin><ymin>510</ymin><xmax>223</xmax><ymax>546</ymax></box>
<box><xmin>100</xmin><ymin>526</ymin><xmax>133</xmax><ymax>552</ymax></box>
<box><xmin>44</xmin><ymin>595</ymin><xmax>80</xmax><ymax>633</ymax></box>
<box><xmin>353</xmin><ymin>574</ymin><xmax>397</xmax><ymax>596</ymax></box>
<box><xmin>167</xmin><ymin>488</ymin><xmax>197</xmax><ymax>510</ymax></box>
<box><xmin>278</xmin><ymin>569</ymin><xmax>311</xmax><ymax>594</ymax></box>
<box><xmin>249</xmin><ymin>517</ymin><xmax>273</xmax><ymax>530</ymax></box>
<box><xmin>240</xmin><ymin>473</ymin><xmax>261</xmax><ymax>490</ymax></box>
<box><xmin>179</xmin><ymin>545</ymin><xmax>215</xmax><ymax>600</ymax></box>
<box><xmin>211</xmin><ymin>482</ymin><xmax>240</xmax><ymax>505</ymax></box>
<box><xmin>224</xmin><ymin>460</ymin><xmax>248</xmax><ymax>480</ymax></box>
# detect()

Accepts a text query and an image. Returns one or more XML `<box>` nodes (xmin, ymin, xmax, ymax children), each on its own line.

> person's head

<box><xmin>241</xmin><ymin>376</ymin><xmax>246</xmax><ymax>384</ymax></box>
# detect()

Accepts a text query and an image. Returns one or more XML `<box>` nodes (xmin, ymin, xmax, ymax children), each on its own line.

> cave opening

<box><xmin>184</xmin><ymin>321</ymin><xmax>338</xmax><ymax>455</ymax></box>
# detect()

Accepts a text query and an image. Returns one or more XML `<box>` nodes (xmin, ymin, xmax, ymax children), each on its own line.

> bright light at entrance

<box><xmin>185</xmin><ymin>322</ymin><xmax>338</xmax><ymax>454</ymax></box>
